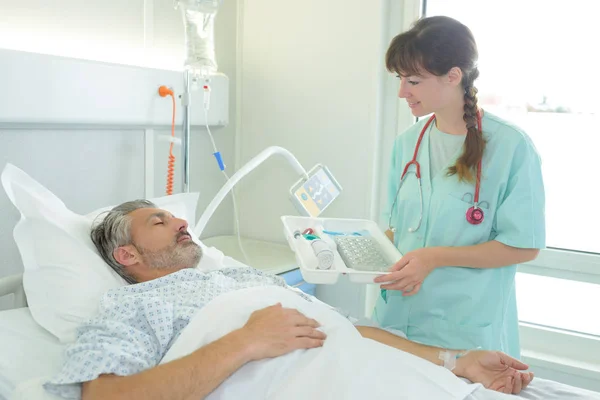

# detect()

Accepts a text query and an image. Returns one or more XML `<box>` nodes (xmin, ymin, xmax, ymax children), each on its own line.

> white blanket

<box><xmin>160</xmin><ymin>285</ymin><xmax>480</xmax><ymax>400</ymax></box>
<box><xmin>9</xmin><ymin>286</ymin><xmax>600</xmax><ymax>400</ymax></box>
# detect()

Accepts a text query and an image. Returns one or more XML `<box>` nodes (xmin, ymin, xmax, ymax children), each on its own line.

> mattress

<box><xmin>0</xmin><ymin>308</ymin><xmax>64</xmax><ymax>399</ymax></box>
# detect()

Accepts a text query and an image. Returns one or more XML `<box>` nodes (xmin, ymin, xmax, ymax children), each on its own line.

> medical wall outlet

<box><xmin>281</xmin><ymin>216</ymin><xmax>402</xmax><ymax>284</ymax></box>
<box><xmin>289</xmin><ymin>164</ymin><xmax>342</xmax><ymax>217</ymax></box>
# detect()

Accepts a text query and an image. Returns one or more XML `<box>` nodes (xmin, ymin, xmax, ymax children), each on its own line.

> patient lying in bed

<box><xmin>44</xmin><ymin>200</ymin><xmax>535</xmax><ymax>400</ymax></box>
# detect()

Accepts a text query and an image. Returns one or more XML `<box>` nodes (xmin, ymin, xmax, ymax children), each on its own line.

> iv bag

<box><xmin>176</xmin><ymin>0</ymin><xmax>221</xmax><ymax>75</ymax></box>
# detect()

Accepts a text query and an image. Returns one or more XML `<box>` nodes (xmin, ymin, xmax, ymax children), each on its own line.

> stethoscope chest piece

<box><xmin>466</xmin><ymin>206</ymin><xmax>484</xmax><ymax>225</ymax></box>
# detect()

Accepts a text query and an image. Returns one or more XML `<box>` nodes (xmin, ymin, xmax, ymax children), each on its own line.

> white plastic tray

<box><xmin>281</xmin><ymin>216</ymin><xmax>402</xmax><ymax>284</ymax></box>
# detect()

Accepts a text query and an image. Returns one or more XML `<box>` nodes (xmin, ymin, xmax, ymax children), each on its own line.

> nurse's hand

<box><xmin>373</xmin><ymin>248</ymin><xmax>441</xmax><ymax>296</ymax></box>
<box><xmin>454</xmin><ymin>350</ymin><xmax>534</xmax><ymax>395</ymax></box>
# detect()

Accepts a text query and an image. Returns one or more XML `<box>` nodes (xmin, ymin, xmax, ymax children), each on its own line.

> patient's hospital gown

<box><xmin>44</xmin><ymin>267</ymin><xmax>313</xmax><ymax>399</ymax></box>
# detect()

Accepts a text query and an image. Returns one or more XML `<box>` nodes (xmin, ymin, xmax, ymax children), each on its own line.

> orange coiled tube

<box><xmin>166</xmin><ymin>143</ymin><xmax>175</xmax><ymax>195</ymax></box>
<box><xmin>159</xmin><ymin>86</ymin><xmax>176</xmax><ymax>195</ymax></box>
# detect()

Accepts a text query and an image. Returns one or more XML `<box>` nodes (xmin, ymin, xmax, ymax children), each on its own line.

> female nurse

<box><xmin>372</xmin><ymin>16</ymin><xmax>546</xmax><ymax>359</ymax></box>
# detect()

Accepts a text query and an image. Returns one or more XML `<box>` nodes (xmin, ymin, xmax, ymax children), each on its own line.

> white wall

<box><xmin>237</xmin><ymin>0</ymin><xmax>387</xmax><ymax>239</ymax></box>
<box><xmin>234</xmin><ymin>0</ymin><xmax>410</xmax><ymax>317</ymax></box>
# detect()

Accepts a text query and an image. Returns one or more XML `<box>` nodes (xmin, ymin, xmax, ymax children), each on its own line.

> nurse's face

<box><xmin>396</xmin><ymin>69</ymin><xmax>462</xmax><ymax>117</ymax></box>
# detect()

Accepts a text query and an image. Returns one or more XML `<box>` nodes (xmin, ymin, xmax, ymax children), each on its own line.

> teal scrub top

<box><xmin>373</xmin><ymin>111</ymin><xmax>546</xmax><ymax>359</ymax></box>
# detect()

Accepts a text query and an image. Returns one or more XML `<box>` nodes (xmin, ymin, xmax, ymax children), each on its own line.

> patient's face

<box><xmin>128</xmin><ymin>207</ymin><xmax>202</xmax><ymax>271</ymax></box>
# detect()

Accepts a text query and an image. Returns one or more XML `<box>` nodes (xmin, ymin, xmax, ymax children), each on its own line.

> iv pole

<box><xmin>182</xmin><ymin>70</ymin><xmax>192</xmax><ymax>193</ymax></box>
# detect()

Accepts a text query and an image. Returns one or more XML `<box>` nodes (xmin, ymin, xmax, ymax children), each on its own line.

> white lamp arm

<box><xmin>193</xmin><ymin>146</ymin><xmax>309</xmax><ymax>236</ymax></box>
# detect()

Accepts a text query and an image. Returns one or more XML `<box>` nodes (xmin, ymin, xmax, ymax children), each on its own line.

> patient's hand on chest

<box><xmin>235</xmin><ymin>303</ymin><xmax>327</xmax><ymax>361</ymax></box>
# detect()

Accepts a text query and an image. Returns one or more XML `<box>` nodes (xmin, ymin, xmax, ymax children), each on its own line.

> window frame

<box><xmin>521</xmin><ymin>248</ymin><xmax>600</xmax><ymax>285</ymax></box>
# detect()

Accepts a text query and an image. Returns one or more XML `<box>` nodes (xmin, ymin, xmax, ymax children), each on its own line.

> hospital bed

<box><xmin>1</xmin><ymin>273</ymin><xmax>600</xmax><ymax>400</ymax></box>
<box><xmin>0</xmin><ymin>164</ymin><xmax>599</xmax><ymax>400</ymax></box>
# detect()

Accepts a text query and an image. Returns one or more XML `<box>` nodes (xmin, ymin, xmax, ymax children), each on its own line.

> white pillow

<box><xmin>1</xmin><ymin>163</ymin><xmax>203</xmax><ymax>343</ymax></box>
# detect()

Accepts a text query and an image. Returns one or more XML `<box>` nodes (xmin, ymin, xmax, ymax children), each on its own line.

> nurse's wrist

<box><xmin>427</xmin><ymin>246</ymin><xmax>448</xmax><ymax>270</ymax></box>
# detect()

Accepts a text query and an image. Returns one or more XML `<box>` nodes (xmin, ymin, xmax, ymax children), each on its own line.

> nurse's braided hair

<box><xmin>385</xmin><ymin>16</ymin><xmax>485</xmax><ymax>183</ymax></box>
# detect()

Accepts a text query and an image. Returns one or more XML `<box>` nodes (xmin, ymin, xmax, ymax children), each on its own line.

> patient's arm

<box><xmin>82</xmin><ymin>331</ymin><xmax>252</xmax><ymax>400</ymax></box>
<box><xmin>355</xmin><ymin>326</ymin><xmax>533</xmax><ymax>395</ymax></box>
<box><xmin>82</xmin><ymin>304</ymin><xmax>326</xmax><ymax>400</ymax></box>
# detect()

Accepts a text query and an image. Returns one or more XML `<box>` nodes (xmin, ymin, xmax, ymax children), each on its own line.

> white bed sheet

<box><xmin>515</xmin><ymin>378</ymin><xmax>600</xmax><ymax>400</ymax></box>
<box><xmin>1</xmin><ymin>307</ymin><xmax>599</xmax><ymax>400</ymax></box>
<box><xmin>0</xmin><ymin>308</ymin><xmax>64</xmax><ymax>400</ymax></box>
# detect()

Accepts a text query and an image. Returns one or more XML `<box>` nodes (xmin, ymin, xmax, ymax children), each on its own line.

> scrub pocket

<box><xmin>430</xmin><ymin>193</ymin><xmax>493</xmax><ymax>247</ymax></box>
<box><xmin>373</xmin><ymin>290</ymin><xmax>410</xmax><ymax>333</ymax></box>
<box><xmin>408</xmin><ymin>318</ymin><xmax>494</xmax><ymax>351</ymax></box>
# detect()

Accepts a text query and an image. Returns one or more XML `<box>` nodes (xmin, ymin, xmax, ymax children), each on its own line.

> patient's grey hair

<box><xmin>90</xmin><ymin>200</ymin><xmax>156</xmax><ymax>284</ymax></box>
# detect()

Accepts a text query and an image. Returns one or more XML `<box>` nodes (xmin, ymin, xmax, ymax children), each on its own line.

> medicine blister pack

<box><xmin>334</xmin><ymin>236</ymin><xmax>391</xmax><ymax>272</ymax></box>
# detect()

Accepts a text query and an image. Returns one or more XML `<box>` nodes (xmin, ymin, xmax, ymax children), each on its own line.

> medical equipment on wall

<box><xmin>193</xmin><ymin>146</ymin><xmax>342</xmax><ymax>236</ymax></box>
<box><xmin>282</xmin><ymin>216</ymin><xmax>402</xmax><ymax>284</ymax></box>
<box><xmin>388</xmin><ymin>112</ymin><xmax>485</xmax><ymax>233</ymax></box>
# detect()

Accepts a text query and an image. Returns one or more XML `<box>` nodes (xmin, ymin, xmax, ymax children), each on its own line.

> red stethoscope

<box><xmin>388</xmin><ymin>112</ymin><xmax>486</xmax><ymax>234</ymax></box>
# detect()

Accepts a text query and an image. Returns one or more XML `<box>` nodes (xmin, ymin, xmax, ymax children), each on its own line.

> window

<box><xmin>424</xmin><ymin>0</ymin><xmax>600</xmax><ymax>254</ymax></box>
<box><xmin>517</xmin><ymin>273</ymin><xmax>599</xmax><ymax>336</ymax></box>
<box><xmin>423</xmin><ymin>0</ymin><xmax>600</xmax><ymax>363</ymax></box>
<box><xmin>0</xmin><ymin>0</ymin><xmax>184</xmax><ymax>71</ymax></box>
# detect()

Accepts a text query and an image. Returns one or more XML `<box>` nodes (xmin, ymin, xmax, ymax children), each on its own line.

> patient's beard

<box><xmin>134</xmin><ymin>239</ymin><xmax>202</xmax><ymax>271</ymax></box>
